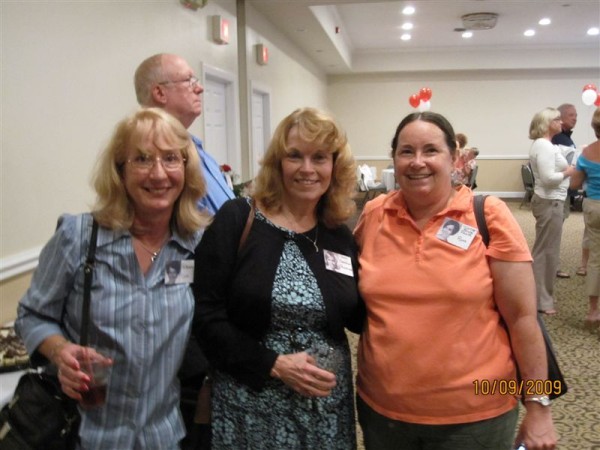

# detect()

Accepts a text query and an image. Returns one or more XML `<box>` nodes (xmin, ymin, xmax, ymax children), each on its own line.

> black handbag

<box><xmin>0</xmin><ymin>219</ymin><xmax>99</xmax><ymax>450</ymax></box>
<box><xmin>474</xmin><ymin>195</ymin><xmax>567</xmax><ymax>399</ymax></box>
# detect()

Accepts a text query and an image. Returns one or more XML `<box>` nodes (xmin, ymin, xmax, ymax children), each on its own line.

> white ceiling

<box><xmin>248</xmin><ymin>0</ymin><xmax>600</xmax><ymax>74</ymax></box>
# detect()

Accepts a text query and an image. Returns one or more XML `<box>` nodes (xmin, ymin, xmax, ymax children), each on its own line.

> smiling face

<box><xmin>441</xmin><ymin>223</ymin><xmax>455</xmax><ymax>237</ymax></box>
<box><xmin>280</xmin><ymin>125</ymin><xmax>333</xmax><ymax>208</ymax></box>
<box><xmin>122</xmin><ymin>132</ymin><xmax>185</xmax><ymax>220</ymax></box>
<box><xmin>393</xmin><ymin>120</ymin><xmax>456</xmax><ymax>204</ymax></box>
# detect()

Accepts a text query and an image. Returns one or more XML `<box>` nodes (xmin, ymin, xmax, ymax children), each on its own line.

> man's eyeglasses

<box><xmin>126</xmin><ymin>152</ymin><xmax>186</xmax><ymax>172</ymax></box>
<box><xmin>157</xmin><ymin>76</ymin><xmax>200</xmax><ymax>90</ymax></box>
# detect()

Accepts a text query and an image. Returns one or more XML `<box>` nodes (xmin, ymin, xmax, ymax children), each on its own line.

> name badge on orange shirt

<box><xmin>324</xmin><ymin>250</ymin><xmax>354</xmax><ymax>277</ymax></box>
<box><xmin>436</xmin><ymin>218</ymin><xmax>478</xmax><ymax>250</ymax></box>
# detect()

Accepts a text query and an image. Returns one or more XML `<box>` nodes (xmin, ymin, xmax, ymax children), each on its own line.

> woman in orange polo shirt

<box><xmin>354</xmin><ymin>111</ymin><xmax>556</xmax><ymax>450</ymax></box>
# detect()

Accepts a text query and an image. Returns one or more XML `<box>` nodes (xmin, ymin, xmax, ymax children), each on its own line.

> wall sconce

<box><xmin>256</xmin><ymin>44</ymin><xmax>269</xmax><ymax>65</ymax></box>
<box><xmin>212</xmin><ymin>15</ymin><xmax>230</xmax><ymax>45</ymax></box>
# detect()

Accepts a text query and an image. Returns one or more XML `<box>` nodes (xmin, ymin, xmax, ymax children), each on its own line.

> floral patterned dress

<box><xmin>210</xmin><ymin>213</ymin><xmax>356</xmax><ymax>449</ymax></box>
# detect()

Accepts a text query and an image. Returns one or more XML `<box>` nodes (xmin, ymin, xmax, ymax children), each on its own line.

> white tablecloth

<box><xmin>381</xmin><ymin>168</ymin><xmax>395</xmax><ymax>191</ymax></box>
<box><xmin>0</xmin><ymin>370</ymin><xmax>25</xmax><ymax>407</ymax></box>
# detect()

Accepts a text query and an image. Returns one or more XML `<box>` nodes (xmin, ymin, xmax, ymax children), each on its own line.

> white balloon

<box><xmin>418</xmin><ymin>100</ymin><xmax>431</xmax><ymax>112</ymax></box>
<box><xmin>582</xmin><ymin>89</ymin><xmax>597</xmax><ymax>106</ymax></box>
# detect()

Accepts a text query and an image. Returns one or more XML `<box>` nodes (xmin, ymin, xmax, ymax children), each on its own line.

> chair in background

<box><xmin>520</xmin><ymin>163</ymin><xmax>535</xmax><ymax>209</ymax></box>
<box><xmin>356</xmin><ymin>173</ymin><xmax>386</xmax><ymax>209</ymax></box>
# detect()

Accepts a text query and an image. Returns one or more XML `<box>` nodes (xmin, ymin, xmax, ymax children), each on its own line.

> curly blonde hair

<box><xmin>92</xmin><ymin>108</ymin><xmax>210</xmax><ymax>236</ymax></box>
<box><xmin>252</xmin><ymin>107</ymin><xmax>356</xmax><ymax>228</ymax></box>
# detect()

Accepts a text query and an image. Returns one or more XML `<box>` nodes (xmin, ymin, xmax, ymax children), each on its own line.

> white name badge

<box><xmin>324</xmin><ymin>250</ymin><xmax>354</xmax><ymax>277</ymax></box>
<box><xmin>436</xmin><ymin>218</ymin><xmax>478</xmax><ymax>250</ymax></box>
<box><xmin>165</xmin><ymin>259</ymin><xmax>195</xmax><ymax>285</ymax></box>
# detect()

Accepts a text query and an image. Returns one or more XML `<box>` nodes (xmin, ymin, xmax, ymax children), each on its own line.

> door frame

<box><xmin>200</xmin><ymin>63</ymin><xmax>241</xmax><ymax>172</ymax></box>
<box><xmin>249</xmin><ymin>80</ymin><xmax>272</xmax><ymax>178</ymax></box>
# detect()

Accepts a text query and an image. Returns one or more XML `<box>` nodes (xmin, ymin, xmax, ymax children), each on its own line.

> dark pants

<box><xmin>179</xmin><ymin>375</ymin><xmax>212</xmax><ymax>450</ymax></box>
<box><xmin>357</xmin><ymin>395</ymin><xmax>518</xmax><ymax>450</ymax></box>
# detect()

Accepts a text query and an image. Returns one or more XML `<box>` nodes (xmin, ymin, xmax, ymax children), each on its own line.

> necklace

<box><xmin>134</xmin><ymin>237</ymin><xmax>168</xmax><ymax>262</ymax></box>
<box><xmin>300</xmin><ymin>227</ymin><xmax>319</xmax><ymax>253</ymax></box>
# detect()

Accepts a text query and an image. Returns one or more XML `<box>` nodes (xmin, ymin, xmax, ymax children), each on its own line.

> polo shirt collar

<box><xmin>382</xmin><ymin>185</ymin><xmax>472</xmax><ymax>221</ymax></box>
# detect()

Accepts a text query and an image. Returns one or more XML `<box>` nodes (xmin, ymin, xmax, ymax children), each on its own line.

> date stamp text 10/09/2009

<box><xmin>472</xmin><ymin>379</ymin><xmax>563</xmax><ymax>396</ymax></box>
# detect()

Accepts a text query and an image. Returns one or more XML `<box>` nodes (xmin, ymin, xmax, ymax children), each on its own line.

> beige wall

<box><xmin>328</xmin><ymin>70</ymin><xmax>597</xmax><ymax>164</ymax></box>
<box><xmin>1</xmin><ymin>273</ymin><xmax>32</xmax><ymax>324</ymax></box>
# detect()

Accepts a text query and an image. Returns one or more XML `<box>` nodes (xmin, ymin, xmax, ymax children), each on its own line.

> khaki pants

<box><xmin>531</xmin><ymin>194</ymin><xmax>565</xmax><ymax>311</ymax></box>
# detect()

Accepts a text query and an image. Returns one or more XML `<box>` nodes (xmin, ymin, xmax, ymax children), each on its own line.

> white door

<box><xmin>250</xmin><ymin>83</ymin><xmax>271</xmax><ymax>177</ymax></box>
<box><xmin>201</xmin><ymin>64</ymin><xmax>240</xmax><ymax>172</ymax></box>
<box><xmin>204</xmin><ymin>77</ymin><xmax>228</xmax><ymax>166</ymax></box>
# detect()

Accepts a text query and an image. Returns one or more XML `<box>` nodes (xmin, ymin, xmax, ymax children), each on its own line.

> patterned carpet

<box><xmin>347</xmin><ymin>198</ymin><xmax>600</xmax><ymax>450</ymax></box>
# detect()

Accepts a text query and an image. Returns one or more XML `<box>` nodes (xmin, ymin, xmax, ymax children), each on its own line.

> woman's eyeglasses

<box><xmin>126</xmin><ymin>152</ymin><xmax>186</xmax><ymax>172</ymax></box>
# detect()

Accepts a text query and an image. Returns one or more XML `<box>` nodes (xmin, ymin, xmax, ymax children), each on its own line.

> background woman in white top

<box><xmin>528</xmin><ymin>107</ymin><xmax>578</xmax><ymax>314</ymax></box>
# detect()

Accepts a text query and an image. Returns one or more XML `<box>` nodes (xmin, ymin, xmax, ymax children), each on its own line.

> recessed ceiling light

<box><xmin>401</xmin><ymin>33</ymin><xmax>412</xmax><ymax>41</ymax></box>
<box><xmin>401</xmin><ymin>22</ymin><xmax>413</xmax><ymax>31</ymax></box>
<box><xmin>402</xmin><ymin>6</ymin><xmax>415</xmax><ymax>15</ymax></box>
<box><xmin>524</xmin><ymin>29</ymin><xmax>536</xmax><ymax>37</ymax></box>
<box><xmin>587</xmin><ymin>27</ymin><xmax>600</xmax><ymax>36</ymax></box>
<box><xmin>539</xmin><ymin>18</ymin><xmax>551</xmax><ymax>26</ymax></box>
<box><xmin>462</xmin><ymin>31</ymin><xmax>473</xmax><ymax>39</ymax></box>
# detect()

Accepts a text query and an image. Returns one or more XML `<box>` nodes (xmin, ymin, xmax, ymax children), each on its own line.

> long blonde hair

<box><xmin>253</xmin><ymin>107</ymin><xmax>356</xmax><ymax>228</ymax></box>
<box><xmin>92</xmin><ymin>108</ymin><xmax>209</xmax><ymax>236</ymax></box>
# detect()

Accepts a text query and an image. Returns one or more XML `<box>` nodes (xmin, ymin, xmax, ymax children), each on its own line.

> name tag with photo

<box><xmin>437</xmin><ymin>218</ymin><xmax>478</xmax><ymax>250</ymax></box>
<box><xmin>165</xmin><ymin>259</ymin><xmax>194</xmax><ymax>285</ymax></box>
<box><xmin>324</xmin><ymin>250</ymin><xmax>354</xmax><ymax>277</ymax></box>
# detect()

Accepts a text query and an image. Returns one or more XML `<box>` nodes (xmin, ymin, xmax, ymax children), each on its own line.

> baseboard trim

<box><xmin>0</xmin><ymin>247</ymin><xmax>42</xmax><ymax>282</ymax></box>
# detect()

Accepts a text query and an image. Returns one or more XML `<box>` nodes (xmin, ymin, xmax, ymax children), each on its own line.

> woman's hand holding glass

<box><xmin>53</xmin><ymin>342</ymin><xmax>113</xmax><ymax>404</ymax></box>
<box><xmin>270</xmin><ymin>351</ymin><xmax>336</xmax><ymax>398</ymax></box>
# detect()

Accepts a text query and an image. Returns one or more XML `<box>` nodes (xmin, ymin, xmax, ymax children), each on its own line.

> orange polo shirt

<box><xmin>354</xmin><ymin>187</ymin><xmax>532</xmax><ymax>425</ymax></box>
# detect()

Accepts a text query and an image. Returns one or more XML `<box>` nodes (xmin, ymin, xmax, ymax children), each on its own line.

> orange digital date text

<box><xmin>472</xmin><ymin>379</ymin><xmax>563</xmax><ymax>396</ymax></box>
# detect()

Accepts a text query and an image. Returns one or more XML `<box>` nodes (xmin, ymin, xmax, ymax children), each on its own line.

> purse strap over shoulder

<box><xmin>80</xmin><ymin>219</ymin><xmax>98</xmax><ymax>347</ymax></box>
<box><xmin>473</xmin><ymin>194</ymin><xmax>489</xmax><ymax>247</ymax></box>
<box><xmin>237</xmin><ymin>199</ymin><xmax>255</xmax><ymax>254</ymax></box>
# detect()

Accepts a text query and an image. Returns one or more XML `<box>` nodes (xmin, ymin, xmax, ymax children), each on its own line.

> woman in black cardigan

<box><xmin>192</xmin><ymin>107</ymin><xmax>364</xmax><ymax>449</ymax></box>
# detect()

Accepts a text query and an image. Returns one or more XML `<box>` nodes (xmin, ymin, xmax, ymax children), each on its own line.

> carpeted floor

<box><xmin>347</xmin><ymin>198</ymin><xmax>600</xmax><ymax>449</ymax></box>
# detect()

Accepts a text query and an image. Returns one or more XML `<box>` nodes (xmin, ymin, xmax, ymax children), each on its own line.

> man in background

<box><xmin>552</xmin><ymin>103</ymin><xmax>577</xmax><ymax>148</ymax></box>
<box><xmin>135</xmin><ymin>53</ymin><xmax>235</xmax><ymax>215</ymax></box>
<box><xmin>135</xmin><ymin>53</ymin><xmax>235</xmax><ymax>450</ymax></box>
<box><xmin>552</xmin><ymin>103</ymin><xmax>580</xmax><ymax>279</ymax></box>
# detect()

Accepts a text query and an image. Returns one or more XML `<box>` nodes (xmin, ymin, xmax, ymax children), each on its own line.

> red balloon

<box><xmin>409</xmin><ymin>94</ymin><xmax>420</xmax><ymax>108</ymax></box>
<box><xmin>595</xmin><ymin>93</ymin><xmax>600</xmax><ymax>107</ymax></box>
<box><xmin>419</xmin><ymin>87</ymin><xmax>432</xmax><ymax>101</ymax></box>
<box><xmin>583</xmin><ymin>83</ymin><xmax>597</xmax><ymax>92</ymax></box>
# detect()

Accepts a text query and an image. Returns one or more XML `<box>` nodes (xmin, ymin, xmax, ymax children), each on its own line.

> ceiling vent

<box><xmin>461</xmin><ymin>12</ymin><xmax>498</xmax><ymax>30</ymax></box>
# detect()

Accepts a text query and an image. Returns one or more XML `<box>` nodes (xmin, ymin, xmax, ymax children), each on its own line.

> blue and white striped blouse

<box><xmin>16</xmin><ymin>213</ymin><xmax>202</xmax><ymax>449</ymax></box>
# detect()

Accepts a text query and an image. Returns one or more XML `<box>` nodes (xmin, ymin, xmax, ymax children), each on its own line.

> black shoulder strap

<box><xmin>80</xmin><ymin>219</ymin><xmax>99</xmax><ymax>347</ymax></box>
<box><xmin>238</xmin><ymin>199</ymin><xmax>255</xmax><ymax>254</ymax></box>
<box><xmin>473</xmin><ymin>195</ymin><xmax>489</xmax><ymax>248</ymax></box>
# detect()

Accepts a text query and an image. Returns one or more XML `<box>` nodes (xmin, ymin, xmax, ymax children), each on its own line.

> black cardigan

<box><xmin>192</xmin><ymin>198</ymin><xmax>364</xmax><ymax>391</ymax></box>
